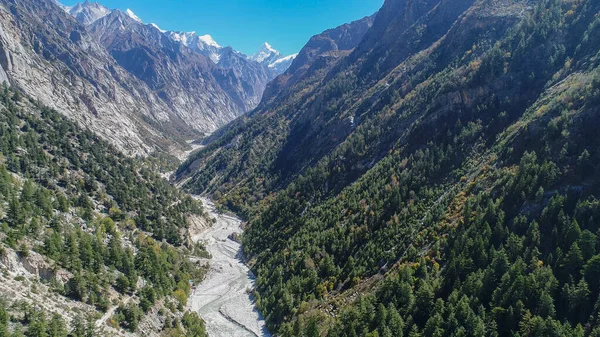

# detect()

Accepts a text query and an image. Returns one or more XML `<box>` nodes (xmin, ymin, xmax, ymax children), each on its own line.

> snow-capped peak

<box><xmin>198</xmin><ymin>34</ymin><xmax>221</xmax><ymax>48</ymax></box>
<box><xmin>61</xmin><ymin>0</ymin><xmax>111</xmax><ymax>25</ymax></box>
<box><xmin>249</xmin><ymin>42</ymin><xmax>296</xmax><ymax>73</ymax></box>
<box><xmin>125</xmin><ymin>9</ymin><xmax>142</xmax><ymax>23</ymax></box>
<box><xmin>168</xmin><ymin>32</ymin><xmax>221</xmax><ymax>49</ymax></box>
<box><xmin>165</xmin><ymin>31</ymin><xmax>222</xmax><ymax>63</ymax></box>
<box><xmin>263</xmin><ymin>42</ymin><xmax>276</xmax><ymax>53</ymax></box>
<box><xmin>250</xmin><ymin>42</ymin><xmax>281</xmax><ymax>63</ymax></box>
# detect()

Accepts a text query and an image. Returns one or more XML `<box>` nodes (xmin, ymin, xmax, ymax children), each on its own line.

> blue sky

<box><xmin>61</xmin><ymin>0</ymin><xmax>383</xmax><ymax>56</ymax></box>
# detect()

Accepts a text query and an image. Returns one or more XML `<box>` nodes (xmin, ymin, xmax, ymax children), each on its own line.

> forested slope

<box><xmin>0</xmin><ymin>87</ymin><xmax>208</xmax><ymax>337</ymax></box>
<box><xmin>178</xmin><ymin>0</ymin><xmax>600</xmax><ymax>336</ymax></box>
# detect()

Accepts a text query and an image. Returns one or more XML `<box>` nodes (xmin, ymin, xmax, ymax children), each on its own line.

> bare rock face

<box><xmin>0</xmin><ymin>0</ymin><xmax>187</xmax><ymax>155</ymax></box>
<box><xmin>54</xmin><ymin>269</ymin><xmax>73</xmax><ymax>284</ymax></box>
<box><xmin>0</xmin><ymin>248</ymin><xmax>18</xmax><ymax>271</ymax></box>
<box><xmin>216</xmin><ymin>46</ymin><xmax>276</xmax><ymax>109</ymax></box>
<box><xmin>0</xmin><ymin>248</ymin><xmax>72</xmax><ymax>284</ymax></box>
<box><xmin>288</xmin><ymin>15</ymin><xmax>376</xmax><ymax>75</ymax></box>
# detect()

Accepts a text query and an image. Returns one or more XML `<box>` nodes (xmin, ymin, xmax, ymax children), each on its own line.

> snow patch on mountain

<box><xmin>55</xmin><ymin>0</ymin><xmax>72</xmax><ymax>12</ymax></box>
<box><xmin>125</xmin><ymin>9</ymin><xmax>142</xmax><ymax>23</ymax></box>
<box><xmin>262</xmin><ymin>42</ymin><xmax>277</xmax><ymax>54</ymax></box>
<box><xmin>167</xmin><ymin>31</ymin><xmax>194</xmax><ymax>45</ymax></box>
<box><xmin>150</xmin><ymin>23</ymin><xmax>166</xmax><ymax>33</ymax></box>
<box><xmin>63</xmin><ymin>1</ymin><xmax>112</xmax><ymax>25</ymax></box>
<box><xmin>166</xmin><ymin>31</ymin><xmax>223</xmax><ymax>63</ymax></box>
<box><xmin>198</xmin><ymin>34</ymin><xmax>221</xmax><ymax>48</ymax></box>
<box><xmin>268</xmin><ymin>53</ymin><xmax>298</xmax><ymax>68</ymax></box>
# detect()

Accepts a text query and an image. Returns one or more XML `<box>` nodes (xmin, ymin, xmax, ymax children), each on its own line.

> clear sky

<box><xmin>61</xmin><ymin>0</ymin><xmax>383</xmax><ymax>56</ymax></box>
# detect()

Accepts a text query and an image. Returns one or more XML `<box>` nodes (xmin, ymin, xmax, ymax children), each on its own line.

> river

<box><xmin>187</xmin><ymin>198</ymin><xmax>271</xmax><ymax>337</ymax></box>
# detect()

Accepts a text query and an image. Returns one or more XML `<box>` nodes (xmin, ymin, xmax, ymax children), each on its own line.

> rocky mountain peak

<box><xmin>165</xmin><ymin>31</ymin><xmax>222</xmax><ymax>63</ymax></box>
<box><xmin>64</xmin><ymin>0</ymin><xmax>111</xmax><ymax>25</ymax></box>
<box><xmin>260</xmin><ymin>14</ymin><xmax>375</xmax><ymax>103</ymax></box>
<box><xmin>250</xmin><ymin>42</ymin><xmax>281</xmax><ymax>63</ymax></box>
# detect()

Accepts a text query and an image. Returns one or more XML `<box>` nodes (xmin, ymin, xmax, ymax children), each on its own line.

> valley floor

<box><xmin>187</xmin><ymin>197</ymin><xmax>271</xmax><ymax>337</ymax></box>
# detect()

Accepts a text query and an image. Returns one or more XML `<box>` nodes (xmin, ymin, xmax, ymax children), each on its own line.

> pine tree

<box><xmin>0</xmin><ymin>302</ymin><xmax>8</xmax><ymax>337</ymax></box>
<box><xmin>305</xmin><ymin>319</ymin><xmax>319</xmax><ymax>337</ymax></box>
<box><xmin>8</xmin><ymin>197</ymin><xmax>25</xmax><ymax>227</ymax></box>
<box><xmin>565</xmin><ymin>243</ymin><xmax>584</xmax><ymax>278</ymax></box>
<box><xmin>70</xmin><ymin>315</ymin><xmax>86</xmax><ymax>337</ymax></box>
<box><xmin>47</xmin><ymin>314</ymin><xmax>67</xmax><ymax>337</ymax></box>
<box><xmin>65</xmin><ymin>233</ymin><xmax>81</xmax><ymax>272</ymax></box>
<box><xmin>26</xmin><ymin>310</ymin><xmax>48</xmax><ymax>337</ymax></box>
<box><xmin>584</xmin><ymin>255</ymin><xmax>600</xmax><ymax>295</ymax></box>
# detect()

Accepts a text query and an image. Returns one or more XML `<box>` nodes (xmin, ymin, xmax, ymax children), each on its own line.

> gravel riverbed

<box><xmin>187</xmin><ymin>198</ymin><xmax>271</xmax><ymax>337</ymax></box>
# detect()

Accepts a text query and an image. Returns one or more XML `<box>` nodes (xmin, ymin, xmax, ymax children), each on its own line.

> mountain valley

<box><xmin>2</xmin><ymin>0</ymin><xmax>600</xmax><ymax>336</ymax></box>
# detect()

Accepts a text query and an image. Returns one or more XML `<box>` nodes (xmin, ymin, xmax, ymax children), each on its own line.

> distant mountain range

<box><xmin>0</xmin><ymin>0</ymin><xmax>296</xmax><ymax>155</ymax></box>
<box><xmin>61</xmin><ymin>0</ymin><xmax>297</xmax><ymax>77</ymax></box>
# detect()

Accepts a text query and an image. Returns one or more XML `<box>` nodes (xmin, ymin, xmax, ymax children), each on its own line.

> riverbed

<box><xmin>187</xmin><ymin>198</ymin><xmax>271</xmax><ymax>337</ymax></box>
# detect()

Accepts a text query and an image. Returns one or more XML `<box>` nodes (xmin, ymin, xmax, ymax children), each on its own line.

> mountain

<box><xmin>267</xmin><ymin>53</ymin><xmax>298</xmax><ymax>74</ymax></box>
<box><xmin>0</xmin><ymin>0</ymin><xmax>290</xmax><ymax>156</ymax></box>
<box><xmin>166</xmin><ymin>31</ymin><xmax>223</xmax><ymax>63</ymax></box>
<box><xmin>250</xmin><ymin>42</ymin><xmax>280</xmax><ymax>64</ymax></box>
<box><xmin>0</xmin><ymin>88</ymin><xmax>209</xmax><ymax>336</ymax></box>
<box><xmin>58</xmin><ymin>1</ymin><xmax>296</xmax><ymax>148</ymax></box>
<box><xmin>179</xmin><ymin>13</ymin><xmax>376</xmax><ymax>174</ymax></box>
<box><xmin>124</xmin><ymin>8</ymin><xmax>142</xmax><ymax>22</ymax></box>
<box><xmin>62</xmin><ymin>1</ymin><xmax>298</xmax><ymax>78</ymax></box>
<box><xmin>87</xmin><ymin>9</ymin><xmax>251</xmax><ymax>134</ymax></box>
<box><xmin>64</xmin><ymin>0</ymin><xmax>111</xmax><ymax>25</ymax></box>
<box><xmin>216</xmin><ymin>46</ymin><xmax>277</xmax><ymax>109</ymax></box>
<box><xmin>177</xmin><ymin>0</ymin><xmax>600</xmax><ymax>336</ymax></box>
<box><xmin>260</xmin><ymin>13</ymin><xmax>375</xmax><ymax>104</ymax></box>
<box><xmin>250</xmin><ymin>42</ymin><xmax>298</xmax><ymax>75</ymax></box>
<box><xmin>162</xmin><ymin>31</ymin><xmax>279</xmax><ymax>104</ymax></box>
<box><xmin>164</xmin><ymin>30</ymin><xmax>297</xmax><ymax>77</ymax></box>
<box><xmin>0</xmin><ymin>0</ymin><xmax>212</xmax><ymax>155</ymax></box>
